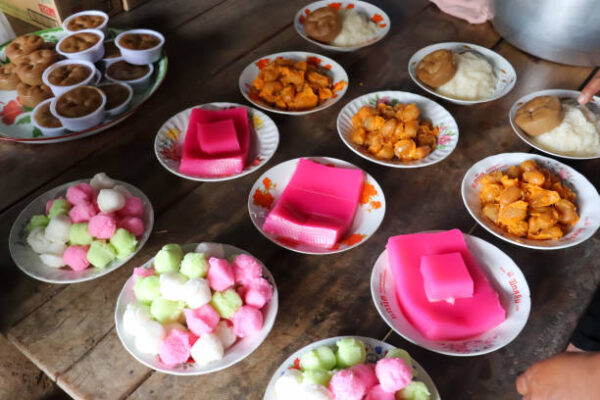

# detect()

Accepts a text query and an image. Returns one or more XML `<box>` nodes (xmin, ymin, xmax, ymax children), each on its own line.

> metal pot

<box><xmin>491</xmin><ymin>0</ymin><xmax>600</xmax><ymax>66</ymax></box>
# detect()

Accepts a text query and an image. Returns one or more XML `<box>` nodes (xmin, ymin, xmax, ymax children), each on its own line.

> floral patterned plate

<box><xmin>115</xmin><ymin>242</ymin><xmax>278</xmax><ymax>375</ymax></box>
<box><xmin>154</xmin><ymin>102</ymin><xmax>279</xmax><ymax>182</ymax></box>
<box><xmin>263</xmin><ymin>336</ymin><xmax>441</xmax><ymax>399</ymax></box>
<box><xmin>293</xmin><ymin>1</ymin><xmax>390</xmax><ymax>52</ymax></box>
<box><xmin>371</xmin><ymin>232</ymin><xmax>531</xmax><ymax>356</ymax></box>
<box><xmin>239</xmin><ymin>51</ymin><xmax>348</xmax><ymax>116</ymax></box>
<box><xmin>248</xmin><ymin>157</ymin><xmax>385</xmax><ymax>255</ymax></box>
<box><xmin>0</xmin><ymin>27</ymin><xmax>168</xmax><ymax>144</ymax></box>
<box><xmin>337</xmin><ymin>91</ymin><xmax>459</xmax><ymax>168</ymax></box>
<box><xmin>462</xmin><ymin>152</ymin><xmax>600</xmax><ymax>250</ymax></box>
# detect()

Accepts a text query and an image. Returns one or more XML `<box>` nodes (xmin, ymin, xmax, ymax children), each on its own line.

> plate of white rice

<box><xmin>509</xmin><ymin>89</ymin><xmax>600</xmax><ymax>160</ymax></box>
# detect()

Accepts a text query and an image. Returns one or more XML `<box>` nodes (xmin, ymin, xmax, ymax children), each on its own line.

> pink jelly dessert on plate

<box><xmin>387</xmin><ymin>229</ymin><xmax>505</xmax><ymax>341</ymax></box>
<box><xmin>262</xmin><ymin>159</ymin><xmax>365</xmax><ymax>248</ymax></box>
<box><xmin>420</xmin><ymin>252</ymin><xmax>474</xmax><ymax>303</ymax></box>
<box><xmin>179</xmin><ymin>107</ymin><xmax>250</xmax><ymax>177</ymax></box>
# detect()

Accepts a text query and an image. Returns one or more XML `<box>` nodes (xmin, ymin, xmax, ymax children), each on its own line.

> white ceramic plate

<box><xmin>263</xmin><ymin>336</ymin><xmax>441</xmax><ymax>400</ymax></box>
<box><xmin>462</xmin><ymin>152</ymin><xmax>600</xmax><ymax>249</ymax></box>
<box><xmin>408</xmin><ymin>42</ymin><xmax>516</xmax><ymax>105</ymax></box>
<box><xmin>239</xmin><ymin>51</ymin><xmax>349</xmax><ymax>116</ymax></box>
<box><xmin>337</xmin><ymin>91</ymin><xmax>459</xmax><ymax>168</ymax></box>
<box><xmin>293</xmin><ymin>1</ymin><xmax>390</xmax><ymax>52</ymax></box>
<box><xmin>509</xmin><ymin>89</ymin><xmax>600</xmax><ymax>160</ymax></box>
<box><xmin>248</xmin><ymin>157</ymin><xmax>385</xmax><ymax>255</ymax></box>
<box><xmin>9</xmin><ymin>179</ymin><xmax>154</xmax><ymax>284</ymax></box>
<box><xmin>115</xmin><ymin>242</ymin><xmax>278</xmax><ymax>375</ymax></box>
<box><xmin>154</xmin><ymin>102</ymin><xmax>279</xmax><ymax>182</ymax></box>
<box><xmin>371</xmin><ymin>232</ymin><xmax>530</xmax><ymax>356</ymax></box>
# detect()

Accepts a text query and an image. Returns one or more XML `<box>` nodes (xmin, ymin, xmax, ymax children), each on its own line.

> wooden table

<box><xmin>1</xmin><ymin>1</ymin><xmax>599</xmax><ymax>399</ymax></box>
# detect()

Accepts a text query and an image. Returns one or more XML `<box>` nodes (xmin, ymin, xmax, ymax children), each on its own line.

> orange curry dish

<box><xmin>251</xmin><ymin>57</ymin><xmax>333</xmax><ymax>111</ymax></box>
<box><xmin>479</xmin><ymin>160</ymin><xmax>579</xmax><ymax>240</ymax></box>
<box><xmin>349</xmin><ymin>102</ymin><xmax>439</xmax><ymax>161</ymax></box>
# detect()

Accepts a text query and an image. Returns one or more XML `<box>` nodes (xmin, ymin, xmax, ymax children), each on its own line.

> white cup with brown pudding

<box><xmin>105</xmin><ymin>60</ymin><xmax>153</xmax><ymax>93</ymax></box>
<box><xmin>42</xmin><ymin>59</ymin><xmax>101</xmax><ymax>97</ymax></box>
<box><xmin>50</xmin><ymin>85</ymin><xmax>106</xmax><ymax>131</ymax></box>
<box><xmin>56</xmin><ymin>29</ymin><xmax>105</xmax><ymax>63</ymax></box>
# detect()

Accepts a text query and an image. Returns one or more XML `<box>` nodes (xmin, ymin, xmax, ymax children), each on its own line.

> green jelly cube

<box><xmin>210</xmin><ymin>289</ymin><xmax>242</xmax><ymax>319</ymax></box>
<box><xmin>134</xmin><ymin>275</ymin><xmax>161</xmax><ymax>304</ymax></box>
<box><xmin>300</xmin><ymin>346</ymin><xmax>337</xmax><ymax>371</ymax></box>
<box><xmin>154</xmin><ymin>244</ymin><xmax>183</xmax><ymax>274</ymax></box>
<box><xmin>150</xmin><ymin>296</ymin><xmax>184</xmax><ymax>324</ymax></box>
<box><xmin>26</xmin><ymin>214</ymin><xmax>49</xmax><ymax>232</ymax></box>
<box><xmin>110</xmin><ymin>228</ymin><xmax>138</xmax><ymax>259</ymax></box>
<box><xmin>336</xmin><ymin>338</ymin><xmax>366</xmax><ymax>368</ymax></box>
<box><xmin>386</xmin><ymin>348</ymin><xmax>417</xmax><ymax>377</ymax></box>
<box><xmin>86</xmin><ymin>241</ymin><xmax>117</xmax><ymax>269</ymax></box>
<box><xmin>48</xmin><ymin>198</ymin><xmax>71</xmax><ymax>219</ymax></box>
<box><xmin>302</xmin><ymin>369</ymin><xmax>333</xmax><ymax>386</ymax></box>
<box><xmin>180</xmin><ymin>252</ymin><xmax>209</xmax><ymax>279</ymax></box>
<box><xmin>162</xmin><ymin>243</ymin><xmax>183</xmax><ymax>258</ymax></box>
<box><xmin>69</xmin><ymin>223</ymin><xmax>93</xmax><ymax>245</ymax></box>
<box><xmin>397</xmin><ymin>381</ymin><xmax>431</xmax><ymax>400</ymax></box>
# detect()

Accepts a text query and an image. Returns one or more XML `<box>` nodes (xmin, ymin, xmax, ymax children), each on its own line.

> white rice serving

<box><xmin>436</xmin><ymin>52</ymin><xmax>497</xmax><ymax>100</ymax></box>
<box><xmin>331</xmin><ymin>10</ymin><xmax>377</xmax><ymax>47</ymax></box>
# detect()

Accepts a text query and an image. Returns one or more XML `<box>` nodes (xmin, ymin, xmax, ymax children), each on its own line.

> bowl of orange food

<box><xmin>462</xmin><ymin>153</ymin><xmax>600</xmax><ymax>250</ymax></box>
<box><xmin>337</xmin><ymin>91</ymin><xmax>459</xmax><ymax>168</ymax></box>
<box><xmin>239</xmin><ymin>51</ymin><xmax>348</xmax><ymax>115</ymax></box>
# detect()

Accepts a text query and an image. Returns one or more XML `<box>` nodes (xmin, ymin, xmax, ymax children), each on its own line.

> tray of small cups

<box><xmin>0</xmin><ymin>10</ymin><xmax>167</xmax><ymax>143</ymax></box>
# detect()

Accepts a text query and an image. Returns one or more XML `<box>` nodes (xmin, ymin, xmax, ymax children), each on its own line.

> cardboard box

<box><xmin>0</xmin><ymin>0</ymin><xmax>122</xmax><ymax>29</ymax></box>
<box><xmin>122</xmin><ymin>0</ymin><xmax>148</xmax><ymax>12</ymax></box>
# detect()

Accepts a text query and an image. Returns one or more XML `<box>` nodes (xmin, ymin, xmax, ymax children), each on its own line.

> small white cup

<box><xmin>50</xmin><ymin>86</ymin><xmax>107</xmax><ymax>131</ymax></box>
<box><xmin>56</xmin><ymin>29</ymin><xmax>105</xmax><ymax>63</ymax></box>
<box><xmin>100</xmin><ymin>39</ymin><xmax>123</xmax><ymax>68</ymax></box>
<box><xmin>31</xmin><ymin>98</ymin><xmax>66</xmax><ymax>137</ymax></box>
<box><xmin>115</xmin><ymin>29</ymin><xmax>165</xmax><ymax>65</ymax></box>
<box><xmin>62</xmin><ymin>10</ymin><xmax>109</xmax><ymax>34</ymax></box>
<box><xmin>42</xmin><ymin>59</ymin><xmax>100</xmax><ymax>97</ymax></box>
<box><xmin>105</xmin><ymin>60</ymin><xmax>154</xmax><ymax>93</ymax></box>
<box><xmin>98</xmin><ymin>82</ymin><xmax>133</xmax><ymax>117</ymax></box>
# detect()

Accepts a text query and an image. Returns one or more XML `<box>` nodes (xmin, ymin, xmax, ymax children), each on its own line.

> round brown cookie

<box><xmin>5</xmin><ymin>35</ymin><xmax>44</xmax><ymax>62</ymax></box>
<box><xmin>304</xmin><ymin>7</ymin><xmax>342</xmax><ymax>44</ymax></box>
<box><xmin>0</xmin><ymin>63</ymin><xmax>20</xmax><ymax>90</ymax></box>
<box><xmin>16</xmin><ymin>49</ymin><xmax>60</xmax><ymax>86</ymax></box>
<box><xmin>515</xmin><ymin>95</ymin><xmax>563</xmax><ymax>136</ymax></box>
<box><xmin>17</xmin><ymin>82</ymin><xmax>52</xmax><ymax>108</ymax></box>
<box><xmin>416</xmin><ymin>49</ymin><xmax>457</xmax><ymax>88</ymax></box>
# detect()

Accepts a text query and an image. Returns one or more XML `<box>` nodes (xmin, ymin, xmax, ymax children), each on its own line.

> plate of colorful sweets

<box><xmin>337</xmin><ymin>91</ymin><xmax>459</xmax><ymax>168</ymax></box>
<box><xmin>263</xmin><ymin>336</ymin><xmax>440</xmax><ymax>400</ymax></box>
<box><xmin>0</xmin><ymin>9</ymin><xmax>167</xmax><ymax>143</ymax></box>
<box><xmin>371</xmin><ymin>229</ymin><xmax>530</xmax><ymax>356</ymax></box>
<box><xmin>293</xmin><ymin>1</ymin><xmax>390</xmax><ymax>52</ymax></box>
<box><xmin>154</xmin><ymin>102</ymin><xmax>279</xmax><ymax>182</ymax></box>
<box><xmin>462</xmin><ymin>153</ymin><xmax>600</xmax><ymax>250</ymax></box>
<box><xmin>9</xmin><ymin>172</ymin><xmax>154</xmax><ymax>284</ymax></box>
<box><xmin>248</xmin><ymin>157</ymin><xmax>385</xmax><ymax>254</ymax></box>
<box><xmin>239</xmin><ymin>51</ymin><xmax>348</xmax><ymax>116</ymax></box>
<box><xmin>115</xmin><ymin>242</ymin><xmax>278</xmax><ymax>375</ymax></box>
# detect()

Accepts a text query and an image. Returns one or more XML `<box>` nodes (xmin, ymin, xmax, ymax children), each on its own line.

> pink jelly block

<box><xmin>375</xmin><ymin>357</ymin><xmax>412</xmax><ymax>393</ymax></box>
<box><xmin>179</xmin><ymin>107</ymin><xmax>250</xmax><ymax>177</ymax></box>
<box><xmin>118</xmin><ymin>216</ymin><xmax>144</xmax><ymax>237</ymax></box>
<box><xmin>329</xmin><ymin>368</ymin><xmax>368</xmax><ymax>400</ymax></box>
<box><xmin>117</xmin><ymin>196</ymin><xmax>144</xmax><ymax>218</ymax></box>
<box><xmin>207</xmin><ymin>257</ymin><xmax>235</xmax><ymax>291</ymax></box>
<box><xmin>386</xmin><ymin>229</ymin><xmax>506</xmax><ymax>341</ymax></box>
<box><xmin>66</xmin><ymin>183</ymin><xmax>94</xmax><ymax>205</ymax></box>
<box><xmin>232</xmin><ymin>305</ymin><xmax>263</xmax><ymax>338</ymax></box>
<box><xmin>69</xmin><ymin>201</ymin><xmax>97</xmax><ymax>223</ymax></box>
<box><xmin>232</xmin><ymin>254</ymin><xmax>262</xmax><ymax>285</ymax></box>
<box><xmin>133</xmin><ymin>267</ymin><xmax>155</xmax><ymax>283</ymax></box>
<box><xmin>350</xmin><ymin>364</ymin><xmax>378</xmax><ymax>392</ymax></box>
<box><xmin>88</xmin><ymin>213</ymin><xmax>117</xmax><ymax>239</ymax></box>
<box><xmin>159</xmin><ymin>329</ymin><xmax>198</xmax><ymax>366</ymax></box>
<box><xmin>244</xmin><ymin>278</ymin><xmax>273</xmax><ymax>309</ymax></box>
<box><xmin>420</xmin><ymin>252</ymin><xmax>474</xmax><ymax>302</ymax></box>
<box><xmin>63</xmin><ymin>245</ymin><xmax>90</xmax><ymax>271</ymax></box>
<box><xmin>262</xmin><ymin>159</ymin><xmax>365</xmax><ymax>248</ymax></box>
<box><xmin>365</xmin><ymin>385</ymin><xmax>395</xmax><ymax>400</ymax></box>
<box><xmin>197</xmin><ymin>119</ymin><xmax>241</xmax><ymax>155</ymax></box>
<box><xmin>184</xmin><ymin>304</ymin><xmax>220</xmax><ymax>336</ymax></box>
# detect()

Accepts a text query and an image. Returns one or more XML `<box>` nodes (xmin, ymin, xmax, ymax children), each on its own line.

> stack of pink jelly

<box><xmin>263</xmin><ymin>159</ymin><xmax>365</xmax><ymax>248</ymax></box>
<box><xmin>386</xmin><ymin>229</ymin><xmax>505</xmax><ymax>341</ymax></box>
<box><xmin>179</xmin><ymin>107</ymin><xmax>251</xmax><ymax>177</ymax></box>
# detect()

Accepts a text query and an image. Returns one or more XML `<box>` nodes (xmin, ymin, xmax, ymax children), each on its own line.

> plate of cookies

<box><xmin>0</xmin><ymin>10</ymin><xmax>167</xmax><ymax>144</ymax></box>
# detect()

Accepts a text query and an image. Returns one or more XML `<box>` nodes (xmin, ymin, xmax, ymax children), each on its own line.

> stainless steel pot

<box><xmin>491</xmin><ymin>0</ymin><xmax>600</xmax><ymax>66</ymax></box>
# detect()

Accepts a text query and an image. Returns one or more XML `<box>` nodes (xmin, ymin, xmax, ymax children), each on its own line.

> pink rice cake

<box><xmin>386</xmin><ymin>229</ymin><xmax>505</xmax><ymax>341</ymax></box>
<box><xmin>179</xmin><ymin>107</ymin><xmax>250</xmax><ymax>177</ymax></box>
<box><xmin>262</xmin><ymin>159</ymin><xmax>365</xmax><ymax>248</ymax></box>
<box><xmin>197</xmin><ymin>119</ymin><xmax>241</xmax><ymax>155</ymax></box>
<box><xmin>420</xmin><ymin>252</ymin><xmax>474</xmax><ymax>303</ymax></box>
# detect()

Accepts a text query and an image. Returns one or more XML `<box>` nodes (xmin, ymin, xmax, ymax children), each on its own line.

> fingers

<box><xmin>516</xmin><ymin>371</ymin><xmax>529</xmax><ymax>395</ymax></box>
<box><xmin>578</xmin><ymin>70</ymin><xmax>600</xmax><ymax>104</ymax></box>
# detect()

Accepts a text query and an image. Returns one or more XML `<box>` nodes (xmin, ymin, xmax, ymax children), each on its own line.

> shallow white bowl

<box><xmin>42</xmin><ymin>59</ymin><xmax>100</xmax><ymax>97</ymax></box>
<box><xmin>31</xmin><ymin>98</ymin><xmax>65</xmax><ymax>137</ymax></box>
<box><xmin>56</xmin><ymin>29</ymin><xmax>105</xmax><ymax>63</ymax></box>
<box><xmin>115</xmin><ymin>242</ymin><xmax>278</xmax><ymax>375</ymax></box>
<box><xmin>462</xmin><ymin>152</ymin><xmax>600</xmax><ymax>249</ymax></box>
<box><xmin>115</xmin><ymin>29</ymin><xmax>165</xmax><ymax>65</ymax></box>
<box><xmin>62</xmin><ymin>10</ymin><xmax>109</xmax><ymax>34</ymax></box>
<box><xmin>50</xmin><ymin>85</ymin><xmax>107</xmax><ymax>131</ymax></box>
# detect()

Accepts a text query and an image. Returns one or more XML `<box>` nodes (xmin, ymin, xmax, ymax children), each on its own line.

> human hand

<box><xmin>516</xmin><ymin>352</ymin><xmax>600</xmax><ymax>400</ymax></box>
<box><xmin>578</xmin><ymin>70</ymin><xmax>600</xmax><ymax>104</ymax></box>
